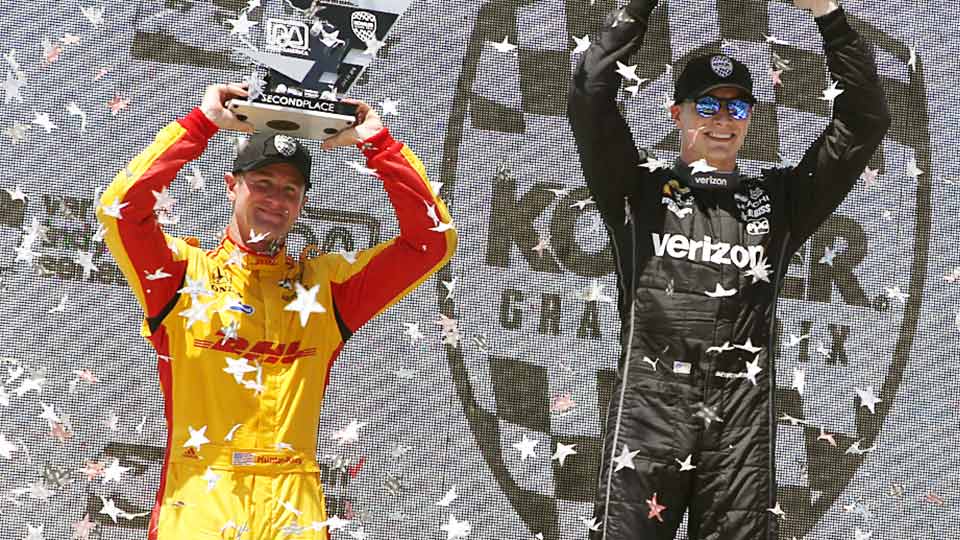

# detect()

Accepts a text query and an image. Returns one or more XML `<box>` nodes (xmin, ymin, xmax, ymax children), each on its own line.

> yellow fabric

<box><xmin>155</xmin><ymin>465</ymin><xmax>329</xmax><ymax>539</ymax></box>
<box><xmin>98</xmin><ymin>113</ymin><xmax>457</xmax><ymax>540</ymax></box>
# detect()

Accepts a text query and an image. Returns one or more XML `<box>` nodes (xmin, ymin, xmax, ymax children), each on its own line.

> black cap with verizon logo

<box><xmin>233</xmin><ymin>132</ymin><xmax>313</xmax><ymax>190</ymax></box>
<box><xmin>674</xmin><ymin>54</ymin><xmax>756</xmax><ymax>104</ymax></box>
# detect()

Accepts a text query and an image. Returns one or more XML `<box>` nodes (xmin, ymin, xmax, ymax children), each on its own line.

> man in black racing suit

<box><xmin>567</xmin><ymin>0</ymin><xmax>890</xmax><ymax>539</ymax></box>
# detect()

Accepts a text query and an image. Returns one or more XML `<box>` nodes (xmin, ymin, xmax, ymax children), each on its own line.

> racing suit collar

<box><xmin>671</xmin><ymin>157</ymin><xmax>744</xmax><ymax>191</ymax></box>
<box><xmin>215</xmin><ymin>232</ymin><xmax>293</xmax><ymax>273</ymax></box>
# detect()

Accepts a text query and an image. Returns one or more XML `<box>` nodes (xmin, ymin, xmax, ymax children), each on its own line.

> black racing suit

<box><xmin>568</xmin><ymin>2</ymin><xmax>890</xmax><ymax>539</ymax></box>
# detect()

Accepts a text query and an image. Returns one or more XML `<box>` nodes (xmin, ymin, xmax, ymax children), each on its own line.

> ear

<box><xmin>225</xmin><ymin>172</ymin><xmax>239</xmax><ymax>203</ymax></box>
<box><xmin>669</xmin><ymin>104</ymin><xmax>682</xmax><ymax>127</ymax></box>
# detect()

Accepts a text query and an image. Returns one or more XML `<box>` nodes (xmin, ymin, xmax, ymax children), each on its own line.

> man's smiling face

<box><xmin>671</xmin><ymin>86</ymin><xmax>753</xmax><ymax>171</ymax></box>
<box><xmin>225</xmin><ymin>162</ymin><xmax>308</xmax><ymax>250</ymax></box>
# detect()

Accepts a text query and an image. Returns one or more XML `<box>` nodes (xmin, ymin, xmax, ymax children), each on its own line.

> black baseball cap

<box><xmin>674</xmin><ymin>54</ymin><xmax>756</xmax><ymax>104</ymax></box>
<box><xmin>233</xmin><ymin>132</ymin><xmax>313</xmax><ymax>190</ymax></box>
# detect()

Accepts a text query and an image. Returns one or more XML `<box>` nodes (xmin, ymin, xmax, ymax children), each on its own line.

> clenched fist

<box><xmin>199</xmin><ymin>82</ymin><xmax>255</xmax><ymax>133</ymax></box>
<box><xmin>320</xmin><ymin>99</ymin><xmax>384</xmax><ymax>150</ymax></box>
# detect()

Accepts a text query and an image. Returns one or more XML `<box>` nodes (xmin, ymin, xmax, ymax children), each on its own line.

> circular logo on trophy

<box><xmin>273</xmin><ymin>134</ymin><xmax>298</xmax><ymax>156</ymax></box>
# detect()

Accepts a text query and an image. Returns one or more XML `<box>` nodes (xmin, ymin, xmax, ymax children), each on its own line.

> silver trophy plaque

<box><xmin>227</xmin><ymin>0</ymin><xmax>412</xmax><ymax>140</ymax></box>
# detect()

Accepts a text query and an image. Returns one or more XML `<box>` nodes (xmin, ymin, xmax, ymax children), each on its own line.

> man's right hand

<box><xmin>200</xmin><ymin>82</ymin><xmax>255</xmax><ymax>133</ymax></box>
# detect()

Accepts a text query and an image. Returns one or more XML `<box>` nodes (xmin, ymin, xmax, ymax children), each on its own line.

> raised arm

<box><xmin>96</xmin><ymin>83</ymin><xmax>252</xmax><ymax>331</ymax></box>
<box><xmin>314</xmin><ymin>107</ymin><xmax>457</xmax><ymax>339</ymax></box>
<box><xmin>96</xmin><ymin>109</ymin><xmax>215</xmax><ymax>328</ymax></box>
<box><xmin>568</xmin><ymin>0</ymin><xmax>659</xmax><ymax>226</ymax></box>
<box><xmin>783</xmin><ymin>3</ymin><xmax>891</xmax><ymax>253</ymax></box>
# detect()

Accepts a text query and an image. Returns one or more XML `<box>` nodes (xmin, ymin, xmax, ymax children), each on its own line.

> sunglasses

<box><xmin>693</xmin><ymin>95</ymin><xmax>753</xmax><ymax>120</ymax></box>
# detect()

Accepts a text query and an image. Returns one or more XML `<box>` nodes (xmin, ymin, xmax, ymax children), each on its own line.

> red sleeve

<box><xmin>326</xmin><ymin>128</ymin><xmax>458</xmax><ymax>335</ymax></box>
<box><xmin>97</xmin><ymin>108</ymin><xmax>218</xmax><ymax>319</ymax></box>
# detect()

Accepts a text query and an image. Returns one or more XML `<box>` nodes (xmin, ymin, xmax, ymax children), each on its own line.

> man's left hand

<box><xmin>793</xmin><ymin>0</ymin><xmax>840</xmax><ymax>17</ymax></box>
<box><xmin>321</xmin><ymin>99</ymin><xmax>383</xmax><ymax>150</ymax></box>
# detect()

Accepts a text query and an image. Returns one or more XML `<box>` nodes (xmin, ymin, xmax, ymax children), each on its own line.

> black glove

<box><xmin>625</xmin><ymin>0</ymin><xmax>659</xmax><ymax>19</ymax></box>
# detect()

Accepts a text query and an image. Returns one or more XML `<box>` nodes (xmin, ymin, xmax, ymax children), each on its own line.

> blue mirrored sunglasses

<box><xmin>694</xmin><ymin>95</ymin><xmax>753</xmax><ymax>120</ymax></box>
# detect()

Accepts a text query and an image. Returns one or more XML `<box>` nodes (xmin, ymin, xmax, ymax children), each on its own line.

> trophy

<box><xmin>227</xmin><ymin>0</ymin><xmax>412</xmax><ymax>140</ymax></box>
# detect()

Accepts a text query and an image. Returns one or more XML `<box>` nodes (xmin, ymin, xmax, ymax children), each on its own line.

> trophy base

<box><xmin>226</xmin><ymin>96</ymin><xmax>357</xmax><ymax>141</ymax></box>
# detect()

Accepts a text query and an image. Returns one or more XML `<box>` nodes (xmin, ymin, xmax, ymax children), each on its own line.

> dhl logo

<box><xmin>193</xmin><ymin>336</ymin><xmax>317</xmax><ymax>365</ymax></box>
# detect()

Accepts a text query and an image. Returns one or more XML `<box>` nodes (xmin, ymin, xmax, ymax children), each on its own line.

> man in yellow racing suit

<box><xmin>97</xmin><ymin>82</ymin><xmax>457</xmax><ymax>539</ymax></box>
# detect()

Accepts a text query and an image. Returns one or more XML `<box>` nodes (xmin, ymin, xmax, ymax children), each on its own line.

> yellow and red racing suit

<box><xmin>97</xmin><ymin>108</ymin><xmax>457</xmax><ymax>539</ymax></box>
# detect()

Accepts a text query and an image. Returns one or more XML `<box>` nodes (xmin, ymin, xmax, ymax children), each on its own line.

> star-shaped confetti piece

<box><xmin>552</xmin><ymin>442</ymin><xmax>577</xmax><ymax>466</ymax></box>
<box><xmin>820</xmin><ymin>80</ymin><xmax>844</xmax><ymax>102</ymax></box>
<box><xmin>615</xmin><ymin>61</ymin><xmax>639</xmax><ymax>82</ymax></box>
<box><xmin>612</xmin><ymin>444</ymin><xmax>640</xmax><ymax>472</ymax></box>
<box><xmin>770</xmin><ymin>68</ymin><xmax>784</xmax><ymax>87</ymax></box>
<box><xmin>440</xmin><ymin>515</ymin><xmax>471</xmax><ymax>540</ymax></box>
<box><xmin>576</xmin><ymin>279</ymin><xmax>614</xmax><ymax>303</ymax></box>
<box><xmin>2</xmin><ymin>70</ymin><xmax>25</xmax><ymax>104</ymax></box>
<box><xmin>884</xmin><ymin>285</ymin><xmax>909</xmax><ymax>304</ymax></box>
<box><xmin>107</xmin><ymin>96</ymin><xmax>130</xmax><ymax>115</ymax></box>
<box><xmin>860</xmin><ymin>166</ymin><xmax>879</xmax><ymax>188</ymax></box>
<box><xmin>690</xmin><ymin>158</ymin><xmax>717</xmax><ymax>175</ymax></box>
<box><xmin>694</xmin><ymin>402</ymin><xmax>723</xmax><ymax>427</ymax></box>
<box><xmin>101</xmin><ymin>458</ymin><xmax>131</xmax><ymax>484</ymax></box>
<box><xmin>580</xmin><ymin>517</ymin><xmax>601</xmax><ymax>531</ymax></box>
<box><xmin>80</xmin><ymin>5</ymin><xmax>104</xmax><ymax>26</ymax></box>
<box><xmin>179</xmin><ymin>299</ymin><xmax>212</xmax><ymax>329</ymax></box>
<box><xmin>98</xmin><ymin>497</ymin><xmax>126</xmax><ymax>523</ymax></box>
<box><xmin>792</xmin><ymin>367</ymin><xmax>806</xmax><ymax>395</ymax></box>
<box><xmin>202</xmin><ymin>467</ymin><xmax>220</xmax><ymax>492</ymax></box>
<box><xmin>380</xmin><ymin>98</ymin><xmax>400</xmax><ymax>116</ymax></box>
<box><xmin>705</xmin><ymin>284</ymin><xmax>737</xmax><ymax>298</ymax></box>
<box><xmin>0</xmin><ymin>433</ymin><xmax>18</xmax><ymax>459</ymax></box>
<box><xmin>640</xmin><ymin>156</ymin><xmax>671</xmax><ymax>172</ymax></box>
<box><xmin>744</xmin><ymin>356</ymin><xmax>763</xmax><ymax>385</ymax></box>
<box><xmin>223</xmin><ymin>357</ymin><xmax>257</xmax><ymax>383</ymax></box>
<box><xmin>817</xmin><ymin>426</ymin><xmax>837</xmax><ymax>446</ymax></box>
<box><xmin>362</xmin><ymin>37</ymin><xmax>386</xmax><ymax>56</ymax></box>
<box><xmin>331</xmin><ymin>418</ymin><xmax>368</xmax><ymax>445</ymax></box>
<box><xmin>5</xmin><ymin>185</ymin><xmax>27</xmax><ymax>201</ymax></box>
<box><xmin>184</xmin><ymin>425</ymin><xmax>210</xmax><ymax>450</ymax></box>
<box><xmin>402</xmin><ymin>322</ymin><xmax>424</xmax><ymax>344</ymax></box>
<box><xmin>66</xmin><ymin>101</ymin><xmax>87</xmax><ymax>132</ymax></box>
<box><xmin>642</xmin><ymin>493</ymin><xmax>667</xmax><ymax>523</ymax></box>
<box><xmin>4</xmin><ymin>121</ymin><xmax>30</xmax><ymax>144</ymax></box>
<box><xmin>71</xmin><ymin>514</ymin><xmax>97</xmax><ymax>540</ymax></box>
<box><xmin>436</xmin><ymin>485</ymin><xmax>458</xmax><ymax>507</ymax></box>
<box><xmin>906</xmin><ymin>158</ymin><xmax>923</xmax><ymax>179</ymax></box>
<box><xmin>284</xmin><ymin>282</ymin><xmax>326</xmax><ymax>327</ymax></box>
<box><xmin>74</xmin><ymin>250</ymin><xmax>98</xmax><ymax>279</ymax></box>
<box><xmin>227</xmin><ymin>11</ymin><xmax>258</xmax><ymax>35</ymax></box>
<box><xmin>490</xmin><ymin>36</ymin><xmax>516</xmax><ymax>54</ymax></box>
<box><xmin>744</xmin><ymin>257</ymin><xmax>771</xmax><ymax>283</ymax></box>
<box><xmin>855</xmin><ymin>386</ymin><xmax>882</xmax><ymax>414</ymax></box>
<box><xmin>32</xmin><ymin>111</ymin><xmax>57</xmax><ymax>133</ymax></box>
<box><xmin>572</xmin><ymin>35</ymin><xmax>590</xmax><ymax>54</ymax></box>
<box><xmin>185</xmin><ymin>165</ymin><xmax>205</xmax><ymax>190</ymax></box>
<box><xmin>570</xmin><ymin>196</ymin><xmax>595</xmax><ymax>210</ymax></box>
<box><xmin>673</xmin><ymin>454</ymin><xmax>697</xmax><ymax>472</ymax></box>
<box><xmin>513</xmin><ymin>434</ymin><xmax>539</xmax><ymax>462</ymax></box>
<box><xmin>768</xmin><ymin>502</ymin><xmax>786</xmax><ymax>519</ymax></box>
